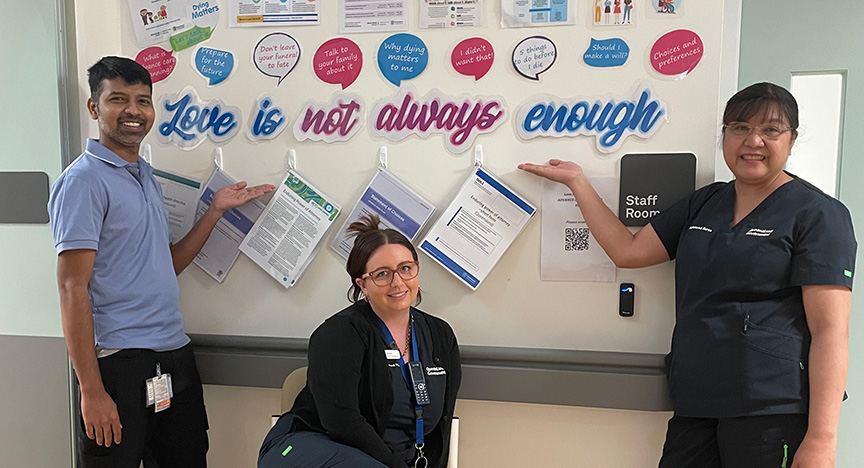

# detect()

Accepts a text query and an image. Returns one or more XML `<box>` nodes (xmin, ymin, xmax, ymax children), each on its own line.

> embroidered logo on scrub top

<box><xmin>426</xmin><ymin>367</ymin><xmax>447</xmax><ymax>376</ymax></box>
<box><xmin>688</xmin><ymin>225</ymin><xmax>713</xmax><ymax>232</ymax></box>
<box><xmin>745</xmin><ymin>228</ymin><xmax>774</xmax><ymax>237</ymax></box>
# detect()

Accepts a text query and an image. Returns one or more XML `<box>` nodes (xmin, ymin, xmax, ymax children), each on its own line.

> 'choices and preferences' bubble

<box><xmin>512</xmin><ymin>36</ymin><xmax>556</xmax><ymax>80</ymax></box>
<box><xmin>135</xmin><ymin>47</ymin><xmax>176</xmax><ymax>84</ymax></box>
<box><xmin>651</xmin><ymin>29</ymin><xmax>703</xmax><ymax>77</ymax></box>
<box><xmin>254</xmin><ymin>33</ymin><xmax>301</xmax><ymax>86</ymax></box>
<box><xmin>314</xmin><ymin>38</ymin><xmax>363</xmax><ymax>90</ymax></box>
<box><xmin>451</xmin><ymin>37</ymin><xmax>494</xmax><ymax>81</ymax></box>
<box><xmin>378</xmin><ymin>34</ymin><xmax>428</xmax><ymax>86</ymax></box>
<box><xmin>583</xmin><ymin>38</ymin><xmax>630</xmax><ymax>68</ymax></box>
<box><xmin>195</xmin><ymin>47</ymin><xmax>234</xmax><ymax>85</ymax></box>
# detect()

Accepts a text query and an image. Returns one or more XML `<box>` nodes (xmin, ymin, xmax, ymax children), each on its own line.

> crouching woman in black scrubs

<box><xmin>259</xmin><ymin>214</ymin><xmax>461</xmax><ymax>468</ymax></box>
<box><xmin>519</xmin><ymin>82</ymin><xmax>856</xmax><ymax>467</ymax></box>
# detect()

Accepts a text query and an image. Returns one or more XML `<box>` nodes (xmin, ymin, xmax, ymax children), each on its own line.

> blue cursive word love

<box><xmin>516</xmin><ymin>86</ymin><xmax>667</xmax><ymax>153</ymax></box>
<box><xmin>157</xmin><ymin>87</ymin><xmax>241</xmax><ymax>149</ymax></box>
<box><xmin>248</xmin><ymin>95</ymin><xmax>286</xmax><ymax>141</ymax></box>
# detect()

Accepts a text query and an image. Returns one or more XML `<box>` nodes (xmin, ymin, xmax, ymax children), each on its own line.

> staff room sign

<box><xmin>618</xmin><ymin>153</ymin><xmax>695</xmax><ymax>226</ymax></box>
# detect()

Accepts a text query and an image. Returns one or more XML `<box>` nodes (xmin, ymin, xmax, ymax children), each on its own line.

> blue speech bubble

<box><xmin>583</xmin><ymin>38</ymin><xmax>630</xmax><ymax>68</ymax></box>
<box><xmin>195</xmin><ymin>47</ymin><xmax>234</xmax><ymax>85</ymax></box>
<box><xmin>377</xmin><ymin>34</ymin><xmax>428</xmax><ymax>86</ymax></box>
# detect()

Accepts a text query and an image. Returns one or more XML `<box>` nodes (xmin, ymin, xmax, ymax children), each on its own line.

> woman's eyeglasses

<box><xmin>723</xmin><ymin>122</ymin><xmax>794</xmax><ymax>140</ymax></box>
<box><xmin>362</xmin><ymin>261</ymin><xmax>419</xmax><ymax>286</ymax></box>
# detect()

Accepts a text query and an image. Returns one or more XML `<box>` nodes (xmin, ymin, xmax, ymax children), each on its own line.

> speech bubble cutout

<box><xmin>135</xmin><ymin>47</ymin><xmax>176</xmax><ymax>83</ymax></box>
<box><xmin>170</xmin><ymin>2</ymin><xmax>220</xmax><ymax>52</ymax></box>
<box><xmin>583</xmin><ymin>38</ymin><xmax>630</xmax><ymax>68</ymax></box>
<box><xmin>651</xmin><ymin>29</ymin><xmax>703</xmax><ymax>77</ymax></box>
<box><xmin>512</xmin><ymin>36</ymin><xmax>557</xmax><ymax>81</ymax></box>
<box><xmin>194</xmin><ymin>47</ymin><xmax>234</xmax><ymax>86</ymax></box>
<box><xmin>313</xmin><ymin>38</ymin><xmax>363</xmax><ymax>90</ymax></box>
<box><xmin>451</xmin><ymin>37</ymin><xmax>494</xmax><ymax>81</ymax></box>
<box><xmin>377</xmin><ymin>34</ymin><xmax>428</xmax><ymax>87</ymax></box>
<box><xmin>254</xmin><ymin>33</ymin><xmax>301</xmax><ymax>86</ymax></box>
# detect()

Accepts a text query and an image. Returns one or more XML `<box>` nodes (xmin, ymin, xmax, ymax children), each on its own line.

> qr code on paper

<box><xmin>564</xmin><ymin>227</ymin><xmax>590</xmax><ymax>251</ymax></box>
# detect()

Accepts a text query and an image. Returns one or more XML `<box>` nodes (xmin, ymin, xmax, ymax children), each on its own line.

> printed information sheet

<box><xmin>127</xmin><ymin>0</ymin><xmax>191</xmax><ymax>47</ymax></box>
<box><xmin>239</xmin><ymin>171</ymin><xmax>341</xmax><ymax>288</ymax></box>
<box><xmin>193</xmin><ymin>168</ymin><xmax>266</xmax><ymax>283</ymax></box>
<box><xmin>331</xmin><ymin>170</ymin><xmax>435</xmax><ymax>260</ymax></box>
<box><xmin>339</xmin><ymin>0</ymin><xmax>406</xmax><ymax>33</ymax></box>
<box><xmin>541</xmin><ymin>177</ymin><xmax>617</xmax><ymax>282</ymax></box>
<box><xmin>420</xmin><ymin>0</ymin><xmax>483</xmax><ymax>29</ymax></box>
<box><xmin>501</xmin><ymin>0</ymin><xmax>574</xmax><ymax>27</ymax></box>
<box><xmin>420</xmin><ymin>168</ymin><xmax>536</xmax><ymax>290</ymax></box>
<box><xmin>228</xmin><ymin>0</ymin><xmax>319</xmax><ymax>27</ymax></box>
<box><xmin>153</xmin><ymin>168</ymin><xmax>202</xmax><ymax>243</ymax></box>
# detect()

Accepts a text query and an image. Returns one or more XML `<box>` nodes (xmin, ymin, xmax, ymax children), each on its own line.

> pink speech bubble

<box><xmin>313</xmin><ymin>38</ymin><xmax>362</xmax><ymax>90</ymax></box>
<box><xmin>135</xmin><ymin>47</ymin><xmax>176</xmax><ymax>83</ymax></box>
<box><xmin>451</xmin><ymin>37</ymin><xmax>494</xmax><ymax>81</ymax></box>
<box><xmin>650</xmin><ymin>29</ymin><xmax>703</xmax><ymax>77</ymax></box>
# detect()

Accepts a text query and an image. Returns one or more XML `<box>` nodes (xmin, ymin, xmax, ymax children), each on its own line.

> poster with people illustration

<box><xmin>592</xmin><ymin>0</ymin><xmax>635</xmax><ymax>27</ymax></box>
<box><xmin>128</xmin><ymin>0</ymin><xmax>190</xmax><ymax>47</ymax></box>
<box><xmin>652</xmin><ymin>0</ymin><xmax>683</xmax><ymax>15</ymax></box>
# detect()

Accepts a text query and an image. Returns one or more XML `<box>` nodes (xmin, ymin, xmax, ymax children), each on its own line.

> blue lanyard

<box><xmin>375</xmin><ymin>312</ymin><xmax>426</xmax><ymax>446</ymax></box>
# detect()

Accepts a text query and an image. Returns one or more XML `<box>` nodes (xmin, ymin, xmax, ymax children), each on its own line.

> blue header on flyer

<box><xmin>362</xmin><ymin>188</ymin><xmax>422</xmax><ymax>238</ymax></box>
<box><xmin>421</xmin><ymin>240</ymin><xmax>480</xmax><ymax>288</ymax></box>
<box><xmin>201</xmin><ymin>187</ymin><xmax>254</xmax><ymax>234</ymax></box>
<box><xmin>475</xmin><ymin>169</ymin><xmax>535</xmax><ymax>215</ymax></box>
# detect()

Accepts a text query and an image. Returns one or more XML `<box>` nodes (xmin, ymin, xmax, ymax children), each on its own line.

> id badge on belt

<box><xmin>145</xmin><ymin>363</ymin><xmax>173</xmax><ymax>413</ymax></box>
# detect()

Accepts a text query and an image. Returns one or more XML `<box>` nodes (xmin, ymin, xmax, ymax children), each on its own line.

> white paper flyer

<box><xmin>239</xmin><ymin>171</ymin><xmax>341</xmax><ymax>288</ymax></box>
<box><xmin>153</xmin><ymin>168</ymin><xmax>202</xmax><ymax>243</ymax></box>
<box><xmin>228</xmin><ymin>0</ymin><xmax>319</xmax><ymax>27</ymax></box>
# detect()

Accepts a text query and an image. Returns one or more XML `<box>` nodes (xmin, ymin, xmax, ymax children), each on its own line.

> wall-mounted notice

<box><xmin>239</xmin><ymin>171</ymin><xmax>341</xmax><ymax>288</ymax></box>
<box><xmin>515</xmin><ymin>86</ymin><xmax>667</xmax><ymax>154</ymax></box>
<box><xmin>370</xmin><ymin>87</ymin><xmax>507</xmax><ymax>154</ymax></box>
<box><xmin>541</xmin><ymin>177</ymin><xmax>616</xmax><ymax>282</ymax></box>
<box><xmin>314</xmin><ymin>38</ymin><xmax>363</xmax><ymax>89</ymax></box>
<box><xmin>593</xmin><ymin>0</ymin><xmax>635</xmax><ymax>26</ymax></box>
<box><xmin>170</xmin><ymin>1</ymin><xmax>220</xmax><ymax>51</ymax></box>
<box><xmin>421</xmin><ymin>0</ymin><xmax>484</xmax><ymax>29</ymax></box>
<box><xmin>650</xmin><ymin>29</ymin><xmax>703</xmax><ymax>78</ymax></box>
<box><xmin>254</xmin><ymin>33</ymin><xmax>301</xmax><ymax>86</ymax></box>
<box><xmin>339</xmin><ymin>0</ymin><xmax>406</xmax><ymax>33</ymax></box>
<box><xmin>228</xmin><ymin>0</ymin><xmax>319</xmax><ymax>27</ymax></box>
<box><xmin>378</xmin><ymin>34</ymin><xmax>428</xmax><ymax>87</ymax></box>
<box><xmin>618</xmin><ymin>153</ymin><xmax>695</xmax><ymax>226</ymax></box>
<box><xmin>583</xmin><ymin>38</ymin><xmax>629</xmax><ymax>68</ymax></box>
<box><xmin>512</xmin><ymin>36</ymin><xmax>557</xmax><ymax>81</ymax></box>
<box><xmin>294</xmin><ymin>94</ymin><xmax>365</xmax><ymax>143</ymax></box>
<box><xmin>153</xmin><ymin>168</ymin><xmax>202</xmax><ymax>243</ymax></box>
<box><xmin>420</xmin><ymin>167</ymin><xmax>536</xmax><ymax>290</ymax></box>
<box><xmin>127</xmin><ymin>0</ymin><xmax>190</xmax><ymax>48</ymax></box>
<box><xmin>135</xmin><ymin>47</ymin><xmax>177</xmax><ymax>83</ymax></box>
<box><xmin>194</xmin><ymin>47</ymin><xmax>234</xmax><ymax>86</ymax></box>
<box><xmin>157</xmin><ymin>87</ymin><xmax>242</xmax><ymax>149</ymax></box>
<box><xmin>330</xmin><ymin>170</ymin><xmax>435</xmax><ymax>260</ymax></box>
<box><xmin>452</xmin><ymin>37</ymin><xmax>494</xmax><ymax>80</ymax></box>
<box><xmin>502</xmin><ymin>0</ymin><xmax>574</xmax><ymax>27</ymax></box>
<box><xmin>248</xmin><ymin>95</ymin><xmax>288</xmax><ymax>142</ymax></box>
<box><xmin>194</xmin><ymin>168</ymin><xmax>267</xmax><ymax>282</ymax></box>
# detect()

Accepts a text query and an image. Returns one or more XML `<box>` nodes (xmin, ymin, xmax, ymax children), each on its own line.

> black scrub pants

<box><xmin>258</xmin><ymin>414</ymin><xmax>387</xmax><ymax>468</ymax></box>
<box><xmin>77</xmin><ymin>345</ymin><xmax>209</xmax><ymax>468</ymax></box>
<box><xmin>658</xmin><ymin>413</ymin><xmax>808</xmax><ymax>468</ymax></box>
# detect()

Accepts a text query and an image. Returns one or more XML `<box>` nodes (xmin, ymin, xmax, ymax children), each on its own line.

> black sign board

<box><xmin>618</xmin><ymin>153</ymin><xmax>696</xmax><ymax>226</ymax></box>
<box><xmin>0</xmin><ymin>172</ymin><xmax>50</xmax><ymax>224</ymax></box>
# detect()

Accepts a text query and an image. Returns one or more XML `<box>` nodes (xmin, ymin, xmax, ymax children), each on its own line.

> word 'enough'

<box><xmin>517</xmin><ymin>87</ymin><xmax>666</xmax><ymax>153</ymax></box>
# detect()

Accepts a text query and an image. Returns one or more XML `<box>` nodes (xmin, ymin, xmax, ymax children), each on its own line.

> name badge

<box><xmin>385</xmin><ymin>349</ymin><xmax>401</xmax><ymax>360</ymax></box>
<box><xmin>145</xmin><ymin>363</ymin><xmax>173</xmax><ymax>413</ymax></box>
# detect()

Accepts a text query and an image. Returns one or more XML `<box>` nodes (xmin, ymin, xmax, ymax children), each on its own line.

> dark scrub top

<box><xmin>380</xmin><ymin>313</ymin><xmax>446</xmax><ymax>464</ymax></box>
<box><xmin>651</xmin><ymin>175</ymin><xmax>856</xmax><ymax>418</ymax></box>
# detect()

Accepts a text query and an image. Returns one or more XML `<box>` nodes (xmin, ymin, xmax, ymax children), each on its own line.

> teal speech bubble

<box><xmin>195</xmin><ymin>47</ymin><xmax>234</xmax><ymax>85</ymax></box>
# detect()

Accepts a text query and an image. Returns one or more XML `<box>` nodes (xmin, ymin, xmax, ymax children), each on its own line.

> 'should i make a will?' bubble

<box><xmin>378</xmin><ymin>33</ymin><xmax>428</xmax><ymax>87</ymax></box>
<box><xmin>135</xmin><ymin>47</ymin><xmax>176</xmax><ymax>84</ymax></box>
<box><xmin>254</xmin><ymin>33</ymin><xmax>301</xmax><ymax>86</ymax></box>
<box><xmin>651</xmin><ymin>29</ymin><xmax>703</xmax><ymax>77</ymax></box>
<box><xmin>313</xmin><ymin>38</ymin><xmax>363</xmax><ymax>90</ymax></box>
<box><xmin>451</xmin><ymin>37</ymin><xmax>494</xmax><ymax>81</ymax></box>
<box><xmin>512</xmin><ymin>36</ymin><xmax>556</xmax><ymax>80</ymax></box>
<box><xmin>583</xmin><ymin>38</ymin><xmax>630</xmax><ymax>68</ymax></box>
<box><xmin>194</xmin><ymin>47</ymin><xmax>234</xmax><ymax>86</ymax></box>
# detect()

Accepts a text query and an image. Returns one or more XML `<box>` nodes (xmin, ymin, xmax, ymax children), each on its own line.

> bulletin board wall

<box><xmin>71</xmin><ymin>1</ymin><xmax>730</xmax><ymax>355</ymax></box>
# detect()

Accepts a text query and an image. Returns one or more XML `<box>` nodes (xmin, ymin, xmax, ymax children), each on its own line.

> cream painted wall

<box><xmin>204</xmin><ymin>385</ymin><xmax>672</xmax><ymax>468</ymax></box>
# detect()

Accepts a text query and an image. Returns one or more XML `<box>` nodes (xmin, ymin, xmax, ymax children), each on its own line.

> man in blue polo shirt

<box><xmin>48</xmin><ymin>56</ymin><xmax>274</xmax><ymax>468</ymax></box>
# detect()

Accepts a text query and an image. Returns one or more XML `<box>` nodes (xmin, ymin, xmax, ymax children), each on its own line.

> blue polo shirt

<box><xmin>48</xmin><ymin>139</ymin><xmax>188</xmax><ymax>352</ymax></box>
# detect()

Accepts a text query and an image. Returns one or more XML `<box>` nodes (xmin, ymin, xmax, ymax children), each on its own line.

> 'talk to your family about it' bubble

<box><xmin>313</xmin><ymin>38</ymin><xmax>363</xmax><ymax>90</ymax></box>
<box><xmin>254</xmin><ymin>33</ymin><xmax>301</xmax><ymax>86</ymax></box>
